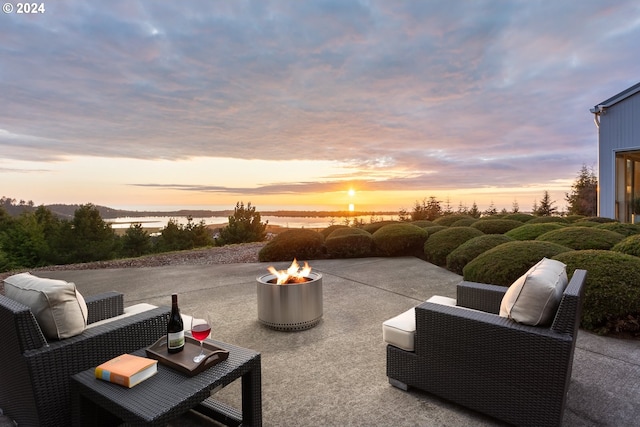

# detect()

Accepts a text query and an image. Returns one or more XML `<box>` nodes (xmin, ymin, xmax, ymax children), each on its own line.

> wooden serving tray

<box><xmin>146</xmin><ymin>335</ymin><xmax>229</xmax><ymax>376</ymax></box>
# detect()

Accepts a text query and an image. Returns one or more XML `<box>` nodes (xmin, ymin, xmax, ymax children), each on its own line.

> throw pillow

<box><xmin>499</xmin><ymin>258</ymin><xmax>568</xmax><ymax>326</ymax></box>
<box><xmin>4</xmin><ymin>272</ymin><xmax>88</xmax><ymax>339</ymax></box>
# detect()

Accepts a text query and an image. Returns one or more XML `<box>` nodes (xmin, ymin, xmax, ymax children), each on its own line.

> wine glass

<box><xmin>190</xmin><ymin>315</ymin><xmax>212</xmax><ymax>363</ymax></box>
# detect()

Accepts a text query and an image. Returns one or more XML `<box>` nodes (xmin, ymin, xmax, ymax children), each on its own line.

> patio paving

<box><xmin>42</xmin><ymin>257</ymin><xmax>640</xmax><ymax>426</ymax></box>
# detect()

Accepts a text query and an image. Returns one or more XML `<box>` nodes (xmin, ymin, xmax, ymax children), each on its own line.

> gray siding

<box><xmin>598</xmin><ymin>94</ymin><xmax>640</xmax><ymax>219</ymax></box>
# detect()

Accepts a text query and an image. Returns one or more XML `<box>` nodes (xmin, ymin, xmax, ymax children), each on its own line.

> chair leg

<box><xmin>389</xmin><ymin>378</ymin><xmax>408</xmax><ymax>391</ymax></box>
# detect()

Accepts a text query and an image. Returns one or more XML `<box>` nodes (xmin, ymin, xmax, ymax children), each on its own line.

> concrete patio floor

<box><xmin>43</xmin><ymin>257</ymin><xmax>640</xmax><ymax>426</ymax></box>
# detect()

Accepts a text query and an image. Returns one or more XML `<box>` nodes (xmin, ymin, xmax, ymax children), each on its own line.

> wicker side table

<box><xmin>71</xmin><ymin>339</ymin><xmax>261</xmax><ymax>427</ymax></box>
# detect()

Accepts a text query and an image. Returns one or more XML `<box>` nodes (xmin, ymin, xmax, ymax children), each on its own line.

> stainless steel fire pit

<box><xmin>256</xmin><ymin>272</ymin><xmax>323</xmax><ymax>331</ymax></box>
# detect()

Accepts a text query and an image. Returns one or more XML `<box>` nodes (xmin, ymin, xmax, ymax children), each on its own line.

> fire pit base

<box><xmin>257</xmin><ymin>272</ymin><xmax>323</xmax><ymax>332</ymax></box>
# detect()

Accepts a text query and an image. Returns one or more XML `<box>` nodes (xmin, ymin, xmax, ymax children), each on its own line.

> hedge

<box><xmin>372</xmin><ymin>223</ymin><xmax>429</xmax><ymax>257</ymax></box>
<box><xmin>536</xmin><ymin>227</ymin><xmax>625</xmax><ymax>250</ymax></box>
<box><xmin>462</xmin><ymin>240</ymin><xmax>573</xmax><ymax>286</ymax></box>
<box><xmin>258</xmin><ymin>229</ymin><xmax>325</xmax><ymax>262</ymax></box>
<box><xmin>424</xmin><ymin>227</ymin><xmax>484</xmax><ymax>266</ymax></box>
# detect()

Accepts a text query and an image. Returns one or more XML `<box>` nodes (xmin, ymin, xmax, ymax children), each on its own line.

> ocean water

<box><xmin>106</xmin><ymin>214</ymin><xmax>397</xmax><ymax>230</ymax></box>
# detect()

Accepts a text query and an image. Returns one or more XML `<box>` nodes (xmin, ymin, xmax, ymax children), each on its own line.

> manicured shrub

<box><xmin>470</xmin><ymin>219</ymin><xmax>523</xmax><ymax>234</ymax></box>
<box><xmin>462</xmin><ymin>241</ymin><xmax>573</xmax><ymax>286</ymax></box>
<box><xmin>505</xmin><ymin>223</ymin><xmax>566</xmax><ymax>240</ymax></box>
<box><xmin>611</xmin><ymin>234</ymin><xmax>640</xmax><ymax>257</ymax></box>
<box><xmin>536</xmin><ymin>227</ymin><xmax>624</xmax><ymax>250</ymax></box>
<box><xmin>565</xmin><ymin>215</ymin><xmax>586</xmax><ymax>223</ymax></box>
<box><xmin>424</xmin><ymin>225</ymin><xmax>448</xmax><ymax>237</ymax></box>
<box><xmin>596</xmin><ymin>222</ymin><xmax>640</xmax><ymax>237</ymax></box>
<box><xmin>424</xmin><ymin>227</ymin><xmax>484</xmax><ymax>266</ymax></box>
<box><xmin>362</xmin><ymin>220</ymin><xmax>400</xmax><ymax>234</ymax></box>
<box><xmin>576</xmin><ymin>216</ymin><xmax>617</xmax><ymax>224</ymax></box>
<box><xmin>325</xmin><ymin>227</ymin><xmax>373</xmax><ymax>258</ymax></box>
<box><xmin>553</xmin><ymin>250</ymin><xmax>640</xmax><ymax>333</ymax></box>
<box><xmin>258</xmin><ymin>229</ymin><xmax>325</xmax><ymax>262</ymax></box>
<box><xmin>569</xmin><ymin>221</ymin><xmax>600</xmax><ymax>227</ymax></box>
<box><xmin>446</xmin><ymin>234</ymin><xmax>514</xmax><ymax>275</ymax></box>
<box><xmin>410</xmin><ymin>220</ymin><xmax>435</xmax><ymax>228</ymax></box>
<box><xmin>450</xmin><ymin>218</ymin><xmax>477</xmax><ymax>227</ymax></box>
<box><xmin>320</xmin><ymin>224</ymin><xmax>349</xmax><ymax>239</ymax></box>
<box><xmin>527</xmin><ymin>216</ymin><xmax>569</xmax><ymax>224</ymax></box>
<box><xmin>503</xmin><ymin>213</ymin><xmax>535</xmax><ymax>223</ymax></box>
<box><xmin>372</xmin><ymin>223</ymin><xmax>429</xmax><ymax>257</ymax></box>
<box><xmin>433</xmin><ymin>214</ymin><xmax>475</xmax><ymax>226</ymax></box>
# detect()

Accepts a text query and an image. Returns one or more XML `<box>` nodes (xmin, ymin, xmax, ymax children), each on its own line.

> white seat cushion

<box><xmin>4</xmin><ymin>272</ymin><xmax>88</xmax><ymax>339</ymax></box>
<box><xmin>88</xmin><ymin>303</ymin><xmax>197</xmax><ymax>332</ymax></box>
<box><xmin>382</xmin><ymin>296</ymin><xmax>458</xmax><ymax>351</ymax></box>
<box><xmin>499</xmin><ymin>258</ymin><xmax>568</xmax><ymax>326</ymax></box>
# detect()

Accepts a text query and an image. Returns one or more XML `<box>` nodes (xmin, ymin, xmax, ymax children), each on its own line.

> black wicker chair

<box><xmin>386</xmin><ymin>269</ymin><xmax>587</xmax><ymax>427</ymax></box>
<box><xmin>0</xmin><ymin>291</ymin><xmax>169</xmax><ymax>427</ymax></box>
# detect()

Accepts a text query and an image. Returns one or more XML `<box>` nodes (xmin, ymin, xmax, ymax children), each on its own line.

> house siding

<box><xmin>598</xmin><ymin>93</ymin><xmax>640</xmax><ymax>219</ymax></box>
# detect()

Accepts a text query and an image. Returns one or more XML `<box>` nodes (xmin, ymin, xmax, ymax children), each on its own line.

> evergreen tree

<box><xmin>70</xmin><ymin>204</ymin><xmax>120</xmax><ymax>262</ymax></box>
<box><xmin>411</xmin><ymin>197</ymin><xmax>442</xmax><ymax>221</ymax></box>
<box><xmin>483</xmin><ymin>201</ymin><xmax>498</xmax><ymax>217</ymax></box>
<box><xmin>218</xmin><ymin>202</ymin><xmax>267</xmax><ymax>245</ymax></box>
<box><xmin>533</xmin><ymin>191</ymin><xmax>557</xmax><ymax>216</ymax></box>
<box><xmin>511</xmin><ymin>200</ymin><xmax>520</xmax><ymax>213</ymax></box>
<box><xmin>565</xmin><ymin>164</ymin><xmax>598</xmax><ymax>216</ymax></box>
<box><xmin>468</xmin><ymin>202</ymin><xmax>481</xmax><ymax>218</ymax></box>
<box><xmin>121</xmin><ymin>223</ymin><xmax>152</xmax><ymax>257</ymax></box>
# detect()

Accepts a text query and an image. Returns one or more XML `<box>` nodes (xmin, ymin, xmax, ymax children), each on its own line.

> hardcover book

<box><xmin>95</xmin><ymin>353</ymin><xmax>158</xmax><ymax>388</ymax></box>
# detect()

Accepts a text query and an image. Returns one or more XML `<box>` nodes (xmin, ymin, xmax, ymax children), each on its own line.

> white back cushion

<box><xmin>499</xmin><ymin>258</ymin><xmax>568</xmax><ymax>326</ymax></box>
<box><xmin>4</xmin><ymin>272</ymin><xmax>88</xmax><ymax>339</ymax></box>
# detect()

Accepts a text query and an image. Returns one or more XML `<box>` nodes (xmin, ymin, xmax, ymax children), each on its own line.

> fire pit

<box><xmin>257</xmin><ymin>259</ymin><xmax>323</xmax><ymax>331</ymax></box>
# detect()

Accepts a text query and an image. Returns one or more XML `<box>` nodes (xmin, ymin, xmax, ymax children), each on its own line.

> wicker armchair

<box><xmin>386</xmin><ymin>269</ymin><xmax>587</xmax><ymax>427</ymax></box>
<box><xmin>0</xmin><ymin>291</ymin><xmax>169</xmax><ymax>427</ymax></box>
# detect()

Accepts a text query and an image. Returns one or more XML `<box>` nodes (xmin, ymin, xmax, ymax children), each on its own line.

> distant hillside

<box><xmin>3</xmin><ymin>199</ymin><xmax>396</xmax><ymax>219</ymax></box>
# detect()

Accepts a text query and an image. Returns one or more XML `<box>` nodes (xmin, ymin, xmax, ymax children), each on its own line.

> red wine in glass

<box><xmin>191</xmin><ymin>317</ymin><xmax>211</xmax><ymax>363</ymax></box>
<box><xmin>192</xmin><ymin>323</ymin><xmax>211</xmax><ymax>341</ymax></box>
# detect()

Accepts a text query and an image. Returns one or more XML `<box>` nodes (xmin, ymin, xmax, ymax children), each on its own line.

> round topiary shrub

<box><xmin>504</xmin><ymin>223</ymin><xmax>566</xmax><ymax>240</ymax></box>
<box><xmin>410</xmin><ymin>220</ymin><xmax>436</xmax><ymax>228</ymax></box>
<box><xmin>362</xmin><ymin>220</ymin><xmax>400</xmax><ymax>234</ymax></box>
<box><xmin>503</xmin><ymin>213</ymin><xmax>535</xmax><ymax>222</ymax></box>
<box><xmin>424</xmin><ymin>225</ymin><xmax>448</xmax><ymax>237</ymax></box>
<box><xmin>553</xmin><ymin>250</ymin><xmax>640</xmax><ymax>333</ymax></box>
<box><xmin>565</xmin><ymin>215</ymin><xmax>585</xmax><ymax>223</ymax></box>
<box><xmin>536</xmin><ymin>227</ymin><xmax>625</xmax><ymax>250</ymax></box>
<box><xmin>372</xmin><ymin>223</ymin><xmax>429</xmax><ymax>257</ymax></box>
<box><xmin>446</xmin><ymin>234</ymin><xmax>514</xmax><ymax>275</ymax></box>
<box><xmin>576</xmin><ymin>216</ymin><xmax>618</xmax><ymax>224</ymax></box>
<box><xmin>569</xmin><ymin>221</ymin><xmax>600</xmax><ymax>227</ymax></box>
<box><xmin>424</xmin><ymin>227</ymin><xmax>484</xmax><ymax>266</ymax></box>
<box><xmin>596</xmin><ymin>222</ymin><xmax>640</xmax><ymax>237</ymax></box>
<box><xmin>470</xmin><ymin>219</ymin><xmax>523</xmax><ymax>234</ymax></box>
<box><xmin>320</xmin><ymin>224</ymin><xmax>349</xmax><ymax>239</ymax></box>
<box><xmin>325</xmin><ymin>227</ymin><xmax>373</xmax><ymax>258</ymax></box>
<box><xmin>462</xmin><ymin>241</ymin><xmax>573</xmax><ymax>286</ymax></box>
<box><xmin>450</xmin><ymin>218</ymin><xmax>478</xmax><ymax>227</ymax></box>
<box><xmin>433</xmin><ymin>214</ymin><xmax>475</xmax><ymax>226</ymax></box>
<box><xmin>258</xmin><ymin>229</ymin><xmax>325</xmax><ymax>262</ymax></box>
<box><xmin>611</xmin><ymin>234</ymin><xmax>640</xmax><ymax>257</ymax></box>
<box><xmin>527</xmin><ymin>216</ymin><xmax>570</xmax><ymax>224</ymax></box>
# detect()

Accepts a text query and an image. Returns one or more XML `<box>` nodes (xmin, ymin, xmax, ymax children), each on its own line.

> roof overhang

<box><xmin>591</xmin><ymin>81</ymin><xmax>640</xmax><ymax>115</ymax></box>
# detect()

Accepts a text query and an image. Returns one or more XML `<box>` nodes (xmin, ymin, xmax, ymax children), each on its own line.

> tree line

<box><xmin>400</xmin><ymin>165</ymin><xmax>597</xmax><ymax>221</ymax></box>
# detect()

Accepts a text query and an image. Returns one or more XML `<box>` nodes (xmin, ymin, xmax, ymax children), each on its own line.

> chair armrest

<box><xmin>84</xmin><ymin>292</ymin><xmax>124</xmax><ymax>324</ymax></box>
<box><xmin>414</xmin><ymin>301</ymin><xmax>573</xmax><ymax>378</ymax></box>
<box><xmin>456</xmin><ymin>281</ymin><xmax>507</xmax><ymax>314</ymax></box>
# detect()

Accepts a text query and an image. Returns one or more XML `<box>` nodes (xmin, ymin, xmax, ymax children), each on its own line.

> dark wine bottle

<box><xmin>167</xmin><ymin>293</ymin><xmax>185</xmax><ymax>353</ymax></box>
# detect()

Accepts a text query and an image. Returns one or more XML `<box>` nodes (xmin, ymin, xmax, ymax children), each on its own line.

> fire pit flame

<box><xmin>267</xmin><ymin>259</ymin><xmax>312</xmax><ymax>284</ymax></box>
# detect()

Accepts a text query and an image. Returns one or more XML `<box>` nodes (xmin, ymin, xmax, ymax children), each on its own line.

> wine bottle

<box><xmin>167</xmin><ymin>294</ymin><xmax>185</xmax><ymax>353</ymax></box>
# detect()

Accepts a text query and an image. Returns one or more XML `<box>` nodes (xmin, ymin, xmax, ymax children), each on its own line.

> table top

<box><xmin>72</xmin><ymin>338</ymin><xmax>260</xmax><ymax>425</ymax></box>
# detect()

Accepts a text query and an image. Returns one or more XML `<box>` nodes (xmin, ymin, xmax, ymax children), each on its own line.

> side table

<box><xmin>71</xmin><ymin>338</ymin><xmax>261</xmax><ymax>426</ymax></box>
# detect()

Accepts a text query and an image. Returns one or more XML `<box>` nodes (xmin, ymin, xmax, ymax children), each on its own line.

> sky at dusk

<box><xmin>2</xmin><ymin>0</ymin><xmax>640</xmax><ymax>213</ymax></box>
